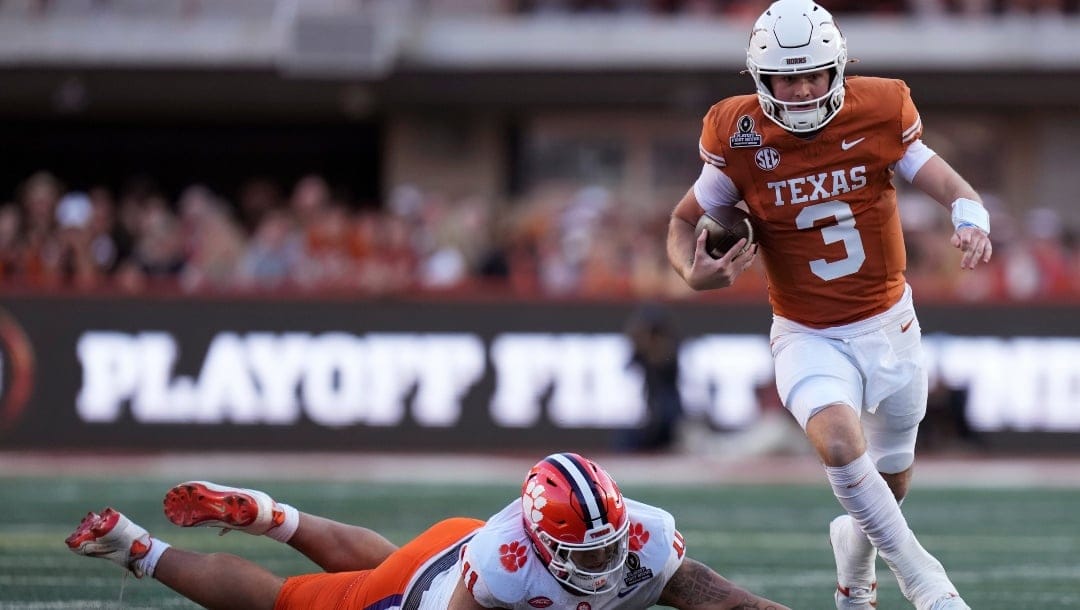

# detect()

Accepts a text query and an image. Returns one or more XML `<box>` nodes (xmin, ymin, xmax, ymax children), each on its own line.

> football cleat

<box><xmin>928</xmin><ymin>593</ymin><xmax>970</xmax><ymax>610</ymax></box>
<box><xmin>163</xmin><ymin>481</ymin><xmax>285</xmax><ymax>536</ymax></box>
<box><xmin>830</xmin><ymin>515</ymin><xmax>878</xmax><ymax>609</ymax></box>
<box><xmin>66</xmin><ymin>508</ymin><xmax>152</xmax><ymax>578</ymax></box>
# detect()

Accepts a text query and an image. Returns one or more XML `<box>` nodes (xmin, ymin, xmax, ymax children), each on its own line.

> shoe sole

<box><xmin>65</xmin><ymin>509</ymin><xmax>120</xmax><ymax>551</ymax></box>
<box><xmin>163</xmin><ymin>482</ymin><xmax>259</xmax><ymax>529</ymax></box>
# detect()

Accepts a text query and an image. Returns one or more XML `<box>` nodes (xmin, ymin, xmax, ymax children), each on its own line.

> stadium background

<box><xmin>1</xmin><ymin>1</ymin><xmax>1079</xmax><ymax>608</ymax></box>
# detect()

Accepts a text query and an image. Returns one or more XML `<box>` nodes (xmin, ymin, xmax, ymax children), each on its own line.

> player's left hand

<box><xmin>950</xmin><ymin>225</ymin><xmax>992</xmax><ymax>270</ymax></box>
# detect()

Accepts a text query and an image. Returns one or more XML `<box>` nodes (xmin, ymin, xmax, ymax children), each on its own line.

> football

<box><xmin>695</xmin><ymin>206</ymin><xmax>755</xmax><ymax>259</ymax></box>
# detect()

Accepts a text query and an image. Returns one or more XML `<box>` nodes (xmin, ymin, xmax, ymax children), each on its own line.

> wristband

<box><xmin>950</xmin><ymin>197</ymin><xmax>989</xmax><ymax>234</ymax></box>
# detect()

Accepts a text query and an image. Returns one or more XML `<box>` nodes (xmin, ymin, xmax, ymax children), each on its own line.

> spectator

<box><xmin>177</xmin><ymin>185</ymin><xmax>247</xmax><ymax>292</ymax></box>
<box><xmin>16</xmin><ymin>171</ymin><xmax>64</xmax><ymax>286</ymax></box>
<box><xmin>238</xmin><ymin>208</ymin><xmax>306</xmax><ymax>290</ymax></box>
<box><xmin>0</xmin><ymin>203</ymin><xmax>23</xmax><ymax>280</ymax></box>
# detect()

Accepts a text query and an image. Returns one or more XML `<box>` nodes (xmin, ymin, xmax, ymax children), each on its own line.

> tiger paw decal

<box><xmin>522</xmin><ymin>479</ymin><xmax>547</xmax><ymax>525</ymax></box>
<box><xmin>499</xmin><ymin>540</ymin><xmax>528</xmax><ymax>572</ymax></box>
<box><xmin>628</xmin><ymin>522</ymin><xmax>650</xmax><ymax>552</ymax></box>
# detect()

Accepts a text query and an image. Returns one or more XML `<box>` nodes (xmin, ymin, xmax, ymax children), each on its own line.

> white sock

<box><xmin>266</xmin><ymin>503</ymin><xmax>300</xmax><ymax>543</ymax></box>
<box><xmin>135</xmin><ymin>538</ymin><xmax>171</xmax><ymax>578</ymax></box>
<box><xmin>843</xmin><ymin>492</ymin><xmax>902</xmax><ymax>580</ymax></box>
<box><xmin>826</xmin><ymin>454</ymin><xmax>955</xmax><ymax>609</ymax></box>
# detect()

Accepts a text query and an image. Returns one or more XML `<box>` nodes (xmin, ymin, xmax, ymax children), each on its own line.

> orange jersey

<box><xmin>699</xmin><ymin>76</ymin><xmax>923</xmax><ymax>327</ymax></box>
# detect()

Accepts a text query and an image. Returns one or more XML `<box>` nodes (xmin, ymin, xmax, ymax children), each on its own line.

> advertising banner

<box><xmin>1</xmin><ymin>296</ymin><xmax>1078</xmax><ymax>451</ymax></box>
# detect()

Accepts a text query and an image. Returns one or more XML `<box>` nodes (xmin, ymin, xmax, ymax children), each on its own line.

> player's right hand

<box><xmin>685</xmin><ymin>232</ymin><xmax>756</xmax><ymax>290</ymax></box>
<box><xmin>950</xmin><ymin>225</ymin><xmax>992</xmax><ymax>270</ymax></box>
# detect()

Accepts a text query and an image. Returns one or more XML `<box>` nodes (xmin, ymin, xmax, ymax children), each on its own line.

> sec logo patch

<box><xmin>755</xmin><ymin>147</ymin><xmax>780</xmax><ymax>171</ymax></box>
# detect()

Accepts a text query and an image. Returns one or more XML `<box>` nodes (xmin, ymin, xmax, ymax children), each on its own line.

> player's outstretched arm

<box><xmin>666</xmin><ymin>188</ymin><xmax>756</xmax><ymax>291</ymax></box>
<box><xmin>910</xmin><ymin>154</ymin><xmax>992</xmax><ymax>270</ymax></box>
<box><xmin>657</xmin><ymin>558</ymin><xmax>791</xmax><ymax>610</ymax></box>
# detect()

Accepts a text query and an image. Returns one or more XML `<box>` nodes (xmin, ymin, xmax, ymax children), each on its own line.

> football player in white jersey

<box><xmin>67</xmin><ymin>452</ymin><xmax>791</xmax><ymax>610</ymax></box>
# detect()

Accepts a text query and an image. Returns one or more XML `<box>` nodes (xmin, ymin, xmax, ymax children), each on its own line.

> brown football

<box><xmin>695</xmin><ymin>206</ymin><xmax>755</xmax><ymax>259</ymax></box>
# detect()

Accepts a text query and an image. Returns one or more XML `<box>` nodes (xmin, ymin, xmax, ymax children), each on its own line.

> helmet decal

<box><xmin>542</xmin><ymin>453</ymin><xmax>614</xmax><ymax>531</ymax></box>
<box><xmin>523</xmin><ymin>478</ymin><xmax>548</xmax><ymax>526</ymax></box>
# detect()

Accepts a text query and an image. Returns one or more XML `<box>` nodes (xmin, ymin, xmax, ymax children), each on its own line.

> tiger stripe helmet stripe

<box><xmin>545</xmin><ymin>453</ymin><xmax>609</xmax><ymax>529</ymax></box>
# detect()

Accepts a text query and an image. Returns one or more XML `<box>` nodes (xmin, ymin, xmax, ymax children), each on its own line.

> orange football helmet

<box><xmin>521</xmin><ymin>453</ymin><xmax>630</xmax><ymax>594</ymax></box>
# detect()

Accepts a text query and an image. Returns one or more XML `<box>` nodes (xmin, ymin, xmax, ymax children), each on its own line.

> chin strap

<box><xmin>950</xmin><ymin>197</ymin><xmax>990</xmax><ymax>234</ymax></box>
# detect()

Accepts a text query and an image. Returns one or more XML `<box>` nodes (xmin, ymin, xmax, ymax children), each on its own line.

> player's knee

<box><xmin>817</xmin><ymin>439</ymin><xmax>865</xmax><ymax>467</ymax></box>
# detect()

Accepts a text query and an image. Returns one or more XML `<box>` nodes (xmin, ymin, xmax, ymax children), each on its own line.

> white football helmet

<box><xmin>746</xmin><ymin>0</ymin><xmax>848</xmax><ymax>133</ymax></box>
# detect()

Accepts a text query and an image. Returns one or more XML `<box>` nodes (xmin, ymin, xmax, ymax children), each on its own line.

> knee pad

<box><xmin>874</xmin><ymin>451</ymin><xmax>914</xmax><ymax>475</ymax></box>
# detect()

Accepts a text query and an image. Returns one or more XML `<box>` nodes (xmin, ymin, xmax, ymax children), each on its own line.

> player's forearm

<box><xmin>911</xmin><ymin>155</ymin><xmax>980</xmax><ymax>209</ymax></box>
<box><xmin>658</xmin><ymin>559</ymin><xmax>792</xmax><ymax>610</ymax></box>
<box><xmin>666</xmin><ymin>215</ymin><xmax>698</xmax><ymax>284</ymax></box>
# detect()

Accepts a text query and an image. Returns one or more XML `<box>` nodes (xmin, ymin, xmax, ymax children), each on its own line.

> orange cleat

<box><xmin>66</xmin><ymin>508</ymin><xmax>152</xmax><ymax>577</ymax></box>
<box><xmin>163</xmin><ymin>481</ymin><xmax>285</xmax><ymax>535</ymax></box>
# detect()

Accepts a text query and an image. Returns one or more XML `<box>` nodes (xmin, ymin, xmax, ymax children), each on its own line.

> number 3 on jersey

<box><xmin>795</xmin><ymin>200</ymin><xmax>866</xmax><ymax>281</ymax></box>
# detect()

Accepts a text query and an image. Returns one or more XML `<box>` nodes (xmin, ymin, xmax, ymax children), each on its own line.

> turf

<box><xmin>1</xmin><ymin>476</ymin><xmax>1077</xmax><ymax>609</ymax></box>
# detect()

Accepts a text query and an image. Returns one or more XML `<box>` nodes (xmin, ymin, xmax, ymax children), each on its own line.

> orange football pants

<box><xmin>273</xmin><ymin>517</ymin><xmax>484</xmax><ymax>610</ymax></box>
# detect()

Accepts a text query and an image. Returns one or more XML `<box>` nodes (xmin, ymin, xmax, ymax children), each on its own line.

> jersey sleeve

<box><xmin>460</xmin><ymin>537</ymin><xmax>518</xmax><ymax>608</ymax></box>
<box><xmin>655</xmin><ymin>526</ymin><xmax>686</xmax><ymax>594</ymax></box>
<box><xmin>624</xmin><ymin>500</ymin><xmax>687</xmax><ymax>605</ymax></box>
<box><xmin>698</xmin><ymin>104</ymin><xmax>729</xmax><ymax>169</ymax></box>
<box><xmin>898</xmin><ymin>80</ymin><xmax>923</xmax><ymax>146</ymax></box>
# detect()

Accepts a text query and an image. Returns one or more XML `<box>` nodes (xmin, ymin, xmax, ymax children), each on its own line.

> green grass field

<box><xmin>1</xmin><ymin>475</ymin><xmax>1078</xmax><ymax>609</ymax></box>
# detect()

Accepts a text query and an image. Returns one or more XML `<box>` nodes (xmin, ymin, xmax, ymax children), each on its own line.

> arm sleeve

<box><xmin>895</xmin><ymin>139</ymin><xmax>937</xmax><ymax>183</ymax></box>
<box><xmin>692</xmin><ymin>163</ymin><xmax>742</xmax><ymax>209</ymax></box>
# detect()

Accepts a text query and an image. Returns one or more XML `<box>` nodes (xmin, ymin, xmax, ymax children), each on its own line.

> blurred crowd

<box><xmin>3</xmin><ymin>0</ymin><xmax>1076</xmax><ymax>18</ymax></box>
<box><xmin>500</xmin><ymin>0</ymin><xmax>1078</xmax><ymax>16</ymax></box>
<box><xmin>2</xmin><ymin>169</ymin><xmax>1078</xmax><ymax>302</ymax></box>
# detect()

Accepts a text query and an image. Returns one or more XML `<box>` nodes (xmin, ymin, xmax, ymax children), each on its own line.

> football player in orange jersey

<box><xmin>66</xmin><ymin>453</ymin><xmax>791</xmax><ymax>610</ymax></box>
<box><xmin>666</xmin><ymin>1</ymin><xmax>990</xmax><ymax>609</ymax></box>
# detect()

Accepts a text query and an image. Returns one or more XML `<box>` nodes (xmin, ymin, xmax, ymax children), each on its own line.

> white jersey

<box><xmin>435</xmin><ymin>498</ymin><xmax>684</xmax><ymax>609</ymax></box>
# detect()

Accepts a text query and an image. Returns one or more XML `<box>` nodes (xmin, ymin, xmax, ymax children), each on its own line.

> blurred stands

<box><xmin>1</xmin><ymin>0</ymin><xmax>1079</xmax><ymax>301</ymax></box>
<box><xmin>3</xmin><ymin>168</ymin><xmax>1078</xmax><ymax>302</ymax></box>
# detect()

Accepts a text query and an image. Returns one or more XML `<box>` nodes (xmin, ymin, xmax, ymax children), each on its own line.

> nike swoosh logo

<box><xmin>845</xmin><ymin>473</ymin><xmax>871</xmax><ymax>489</ymax></box>
<box><xmin>900</xmin><ymin>318</ymin><xmax>915</xmax><ymax>333</ymax></box>
<box><xmin>617</xmin><ymin>586</ymin><xmax>640</xmax><ymax>598</ymax></box>
<box><xmin>841</xmin><ymin>137</ymin><xmax>865</xmax><ymax>150</ymax></box>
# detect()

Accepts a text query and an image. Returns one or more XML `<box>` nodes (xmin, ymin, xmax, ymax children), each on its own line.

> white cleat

<box><xmin>830</xmin><ymin>514</ymin><xmax>878</xmax><ymax>609</ymax></box>
<box><xmin>163</xmin><ymin>480</ymin><xmax>285</xmax><ymax>535</ymax></box>
<box><xmin>66</xmin><ymin>508</ymin><xmax>152</xmax><ymax>578</ymax></box>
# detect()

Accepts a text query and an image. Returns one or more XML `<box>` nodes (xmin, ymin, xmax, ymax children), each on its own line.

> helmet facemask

<box><xmin>746</xmin><ymin>0</ymin><xmax>848</xmax><ymax>133</ymax></box>
<box><xmin>536</xmin><ymin>519</ymin><xmax>630</xmax><ymax>594</ymax></box>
